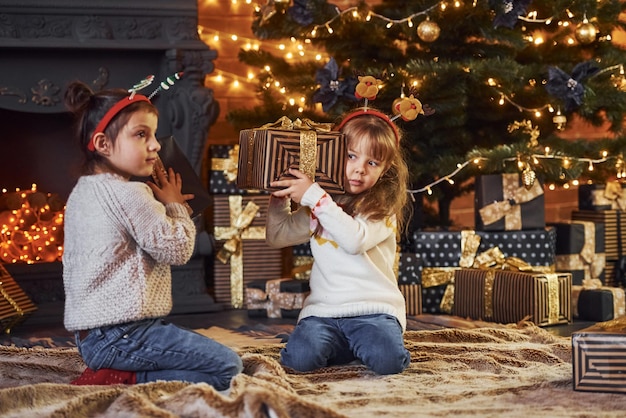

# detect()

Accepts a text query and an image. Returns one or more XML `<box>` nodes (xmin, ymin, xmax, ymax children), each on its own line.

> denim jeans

<box><xmin>280</xmin><ymin>314</ymin><xmax>410</xmax><ymax>375</ymax></box>
<box><xmin>75</xmin><ymin>318</ymin><xmax>243</xmax><ymax>390</ymax></box>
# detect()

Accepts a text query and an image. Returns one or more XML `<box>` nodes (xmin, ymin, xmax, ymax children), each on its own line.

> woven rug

<box><xmin>1</xmin><ymin>323</ymin><xmax>625</xmax><ymax>417</ymax></box>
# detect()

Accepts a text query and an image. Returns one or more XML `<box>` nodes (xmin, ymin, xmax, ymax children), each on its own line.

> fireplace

<box><xmin>0</xmin><ymin>0</ymin><xmax>222</xmax><ymax>322</ymax></box>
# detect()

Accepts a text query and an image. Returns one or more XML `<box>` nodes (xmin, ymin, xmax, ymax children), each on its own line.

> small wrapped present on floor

<box><xmin>1</xmin><ymin>265</ymin><xmax>37</xmax><ymax>334</ymax></box>
<box><xmin>452</xmin><ymin>268</ymin><xmax>572</xmax><ymax>327</ymax></box>
<box><xmin>551</xmin><ymin>221</ymin><xmax>605</xmax><ymax>285</ymax></box>
<box><xmin>572</xmin><ymin>279</ymin><xmax>626</xmax><ymax>322</ymax></box>
<box><xmin>237</xmin><ymin>117</ymin><xmax>346</xmax><ymax>194</ymax></box>
<box><xmin>245</xmin><ymin>278</ymin><xmax>310</xmax><ymax>318</ymax></box>
<box><xmin>475</xmin><ymin>173</ymin><xmax>545</xmax><ymax>231</ymax></box>
<box><xmin>572</xmin><ymin>318</ymin><xmax>626</xmax><ymax>393</ymax></box>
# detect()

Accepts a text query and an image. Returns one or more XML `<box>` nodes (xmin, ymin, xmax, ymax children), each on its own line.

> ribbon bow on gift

<box><xmin>261</xmin><ymin>116</ymin><xmax>333</xmax><ymax>132</ymax></box>
<box><xmin>216</xmin><ymin>200</ymin><xmax>260</xmax><ymax>264</ymax></box>
<box><xmin>603</xmin><ymin>181</ymin><xmax>626</xmax><ymax>210</ymax></box>
<box><xmin>479</xmin><ymin>174</ymin><xmax>543</xmax><ymax>230</ymax></box>
<box><xmin>211</xmin><ymin>145</ymin><xmax>239</xmax><ymax>183</ymax></box>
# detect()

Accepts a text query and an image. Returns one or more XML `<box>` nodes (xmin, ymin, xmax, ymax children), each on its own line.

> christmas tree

<box><xmin>226</xmin><ymin>0</ymin><xmax>626</xmax><ymax>226</ymax></box>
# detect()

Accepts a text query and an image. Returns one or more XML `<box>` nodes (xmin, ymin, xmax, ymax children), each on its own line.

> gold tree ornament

<box><xmin>521</xmin><ymin>163</ymin><xmax>537</xmax><ymax>189</ymax></box>
<box><xmin>575</xmin><ymin>18</ymin><xmax>598</xmax><ymax>45</ymax></box>
<box><xmin>552</xmin><ymin>110</ymin><xmax>567</xmax><ymax>131</ymax></box>
<box><xmin>417</xmin><ymin>19</ymin><xmax>441</xmax><ymax>43</ymax></box>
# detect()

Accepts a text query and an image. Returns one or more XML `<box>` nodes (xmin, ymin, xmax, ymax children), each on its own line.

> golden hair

<box><xmin>336</xmin><ymin>111</ymin><xmax>411</xmax><ymax>234</ymax></box>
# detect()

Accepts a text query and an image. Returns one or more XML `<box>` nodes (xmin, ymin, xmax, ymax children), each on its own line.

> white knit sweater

<box><xmin>62</xmin><ymin>173</ymin><xmax>196</xmax><ymax>331</ymax></box>
<box><xmin>266</xmin><ymin>183</ymin><xmax>407</xmax><ymax>331</ymax></box>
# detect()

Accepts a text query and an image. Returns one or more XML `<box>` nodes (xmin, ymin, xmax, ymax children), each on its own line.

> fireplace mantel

<box><xmin>0</xmin><ymin>0</ymin><xmax>218</xmax><ymax>172</ymax></box>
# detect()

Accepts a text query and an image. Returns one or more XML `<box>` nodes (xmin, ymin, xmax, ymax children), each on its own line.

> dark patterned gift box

<box><xmin>212</xmin><ymin>195</ymin><xmax>288</xmax><ymax>309</ymax></box>
<box><xmin>397</xmin><ymin>253</ymin><xmax>423</xmax><ymax>315</ymax></box>
<box><xmin>572</xmin><ymin>320</ymin><xmax>626</xmax><ymax>393</ymax></box>
<box><xmin>550</xmin><ymin>221</ymin><xmax>605</xmax><ymax>285</ymax></box>
<box><xmin>578</xmin><ymin>182</ymin><xmax>626</xmax><ymax>211</ymax></box>
<box><xmin>452</xmin><ymin>268</ymin><xmax>572</xmax><ymax>327</ymax></box>
<box><xmin>405</xmin><ymin>229</ymin><xmax>556</xmax><ymax>314</ymax></box>
<box><xmin>245</xmin><ymin>278</ymin><xmax>310</xmax><ymax>318</ymax></box>
<box><xmin>572</xmin><ymin>282</ymin><xmax>626</xmax><ymax>322</ymax></box>
<box><xmin>210</xmin><ymin>145</ymin><xmax>254</xmax><ymax>195</ymax></box>
<box><xmin>475</xmin><ymin>173</ymin><xmax>545</xmax><ymax>231</ymax></box>
<box><xmin>237</xmin><ymin>117</ymin><xmax>346</xmax><ymax>194</ymax></box>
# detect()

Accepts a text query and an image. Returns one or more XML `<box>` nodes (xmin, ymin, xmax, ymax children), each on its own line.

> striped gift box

<box><xmin>573</xmin><ymin>322</ymin><xmax>626</xmax><ymax>393</ymax></box>
<box><xmin>1</xmin><ymin>265</ymin><xmax>37</xmax><ymax>333</ymax></box>
<box><xmin>452</xmin><ymin>268</ymin><xmax>572</xmax><ymax>327</ymax></box>
<box><xmin>237</xmin><ymin>124</ymin><xmax>346</xmax><ymax>194</ymax></box>
<box><xmin>571</xmin><ymin>210</ymin><xmax>626</xmax><ymax>262</ymax></box>
<box><xmin>212</xmin><ymin>195</ymin><xmax>289</xmax><ymax>308</ymax></box>
<box><xmin>399</xmin><ymin>284</ymin><xmax>422</xmax><ymax>316</ymax></box>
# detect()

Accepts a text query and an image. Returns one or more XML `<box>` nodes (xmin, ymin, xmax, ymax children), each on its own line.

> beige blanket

<box><xmin>1</xmin><ymin>324</ymin><xmax>625</xmax><ymax>417</ymax></box>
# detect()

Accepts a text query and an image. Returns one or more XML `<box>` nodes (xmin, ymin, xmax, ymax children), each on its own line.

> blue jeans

<box><xmin>280</xmin><ymin>314</ymin><xmax>410</xmax><ymax>375</ymax></box>
<box><xmin>75</xmin><ymin>318</ymin><xmax>243</xmax><ymax>390</ymax></box>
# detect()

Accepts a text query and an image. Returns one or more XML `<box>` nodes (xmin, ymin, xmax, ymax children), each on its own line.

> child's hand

<box><xmin>270</xmin><ymin>168</ymin><xmax>313</xmax><ymax>204</ymax></box>
<box><xmin>148</xmin><ymin>167</ymin><xmax>195</xmax><ymax>214</ymax></box>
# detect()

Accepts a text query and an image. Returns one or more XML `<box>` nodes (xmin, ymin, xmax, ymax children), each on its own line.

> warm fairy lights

<box><xmin>0</xmin><ymin>185</ymin><xmax>64</xmax><ymax>264</ymax></box>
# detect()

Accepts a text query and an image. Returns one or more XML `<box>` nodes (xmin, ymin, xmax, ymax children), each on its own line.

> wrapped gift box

<box><xmin>397</xmin><ymin>253</ymin><xmax>424</xmax><ymax>315</ymax></box>
<box><xmin>210</xmin><ymin>144</ymin><xmax>249</xmax><ymax>195</ymax></box>
<box><xmin>475</xmin><ymin>173</ymin><xmax>545</xmax><ymax>231</ymax></box>
<box><xmin>572</xmin><ymin>285</ymin><xmax>626</xmax><ymax>322</ymax></box>
<box><xmin>1</xmin><ymin>264</ymin><xmax>37</xmax><ymax>333</ymax></box>
<box><xmin>452</xmin><ymin>268</ymin><xmax>572</xmax><ymax>326</ymax></box>
<box><xmin>572</xmin><ymin>320</ymin><xmax>626</xmax><ymax>393</ymax></box>
<box><xmin>246</xmin><ymin>278</ymin><xmax>310</xmax><ymax>318</ymax></box>
<box><xmin>550</xmin><ymin>221</ymin><xmax>605</xmax><ymax>285</ymax></box>
<box><xmin>212</xmin><ymin>195</ymin><xmax>289</xmax><ymax>308</ymax></box>
<box><xmin>578</xmin><ymin>182</ymin><xmax>626</xmax><ymax>211</ymax></box>
<box><xmin>406</xmin><ymin>229</ymin><xmax>556</xmax><ymax>314</ymax></box>
<box><xmin>237</xmin><ymin>118</ymin><xmax>346</xmax><ymax>194</ymax></box>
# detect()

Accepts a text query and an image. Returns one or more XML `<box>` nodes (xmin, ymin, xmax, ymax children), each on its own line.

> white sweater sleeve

<box><xmin>300</xmin><ymin>183</ymin><xmax>395</xmax><ymax>254</ymax></box>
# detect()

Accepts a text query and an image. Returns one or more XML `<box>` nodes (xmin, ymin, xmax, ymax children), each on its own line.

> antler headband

<box><xmin>336</xmin><ymin>75</ymin><xmax>426</xmax><ymax>144</ymax></box>
<box><xmin>88</xmin><ymin>72</ymin><xmax>183</xmax><ymax>151</ymax></box>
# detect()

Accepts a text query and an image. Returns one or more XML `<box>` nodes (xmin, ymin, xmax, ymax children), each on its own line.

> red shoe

<box><xmin>71</xmin><ymin>367</ymin><xmax>137</xmax><ymax>385</ymax></box>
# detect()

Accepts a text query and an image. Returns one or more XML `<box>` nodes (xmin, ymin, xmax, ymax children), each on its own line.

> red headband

<box><xmin>88</xmin><ymin>94</ymin><xmax>151</xmax><ymax>151</ymax></box>
<box><xmin>336</xmin><ymin>109</ymin><xmax>400</xmax><ymax>144</ymax></box>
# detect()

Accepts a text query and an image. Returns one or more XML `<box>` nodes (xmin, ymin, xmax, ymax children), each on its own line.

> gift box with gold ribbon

<box><xmin>1</xmin><ymin>264</ymin><xmax>37</xmax><ymax>334</ymax></box>
<box><xmin>571</xmin><ymin>209</ymin><xmax>626</xmax><ymax>262</ymax></box>
<box><xmin>212</xmin><ymin>195</ymin><xmax>289</xmax><ymax>309</ymax></box>
<box><xmin>475</xmin><ymin>173</ymin><xmax>545</xmax><ymax>231</ymax></box>
<box><xmin>245</xmin><ymin>278</ymin><xmax>310</xmax><ymax>318</ymax></box>
<box><xmin>236</xmin><ymin>117</ymin><xmax>346</xmax><ymax>194</ymax></box>
<box><xmin>578</xmin><ymin>182</ymin><xmax>626</xmax><ymax>211</ymax></box>
<box><xmin>210</xmin><ymin>145</ymin><xmax>248</xmax><ymax>195</ymax></box>
<box><xmin>551</xmin><ymin>221</ymin><xmax>606</xmax><ymax>285</ymax></box>
<box><xmin>573</xmin><ymin>318</ymin><xmax>626</xmax><ymax>393</ymax></box>
<box><xmin>452</xmin><ymin>268</ymin><xmax>572</xmax><ymax>327</ymax></box>
<box><xmin>572</xmin><ymin>278</ymin><xmax>626</xmax><ymax>322</ymax></box>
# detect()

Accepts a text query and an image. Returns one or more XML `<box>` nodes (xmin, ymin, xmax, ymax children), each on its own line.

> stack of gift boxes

<box><xmin>209</xmin><ymin>118</ymin><xmax>345</xmax><ymax>317</ymax></box>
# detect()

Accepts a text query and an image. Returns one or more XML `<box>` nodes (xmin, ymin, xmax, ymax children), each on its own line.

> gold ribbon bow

<box><xmin>245</xmin><ymin>279</ymin><xmax>308</xmax><ymax>318</ymax></box>
<box><xmin>602</xmin><ymin>181</ymin><xmax>626</xmax><ymax>210</ymax></box>
<box><xmin>214</xmin><ymin>196</ymin><xmax>266</xmax><ymax>308</ymax></box>
<box><xmin>479</xmin><ymin>173</ymin><xmax>543</xmax><ymax>229</ymax></box>
<box><xmin>211</xmin><ymin>145</ymin><xmax>239</xmax><ymax>183</ymax></box>
<box><xmin>260</xmin><ymin>117</ymin><xmax>333</xmax><ymax>182</ymax></box>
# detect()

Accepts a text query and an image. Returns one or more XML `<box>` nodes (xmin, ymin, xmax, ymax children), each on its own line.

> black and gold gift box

<box><xmin>237</xmin><ymin>117</ymin><xmax>346</xmax><ymax>194</ymax></box>
<box><xmin>245</xmin><ymin>278</ymin><xmax>310</xmax><ymax>318</ymax></box>
<box><xmin>578</xmin><ymin>182</ymin><xmax>626</xmax><ymax>211</ymax></box>
<box><xmin>452</xmin><ymin>268</ymin><xmax>572</xmax><ymax>327</ymax></box>
<box><xmin>210</xmin><ymin>145</ymin><xmax>250</xmax><ymax>195</ymax></box>
<box><xmin>1</xmin><ymin>265</ymin><xmax>37</xmax><ymax>334</ymax></box>
<box><xmin>398</xmin><ymin>253</ymin><xmax>423</xmax><ymax>315</ymax></box>
<box><xmin>212</xmin><ymin>195</ymin><xmax>289</xmax><ymax>309</ymax></box>
<box><xmin>573</xmin><ymin>319</ymin><xmax>626</xmax><ymax>393</ymax></box>
<box><xmin>475</xmin><ymin>173</ymin><xmax>545</xmax><ymax>231</ymax></box>
<box><xmin>572</xmin><ymin>281</ymin><xmax>626</xmax><ymax>322</ymax></box>
<box><xmin>550</xmin><ymin>221</ymin><xmax>605</xmax><ymax>285</ymax></box>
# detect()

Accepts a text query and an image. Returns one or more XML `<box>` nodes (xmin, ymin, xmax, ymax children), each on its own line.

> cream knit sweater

<box><xmin>62</xmin><ymin>173</ymin><xmax>196</xmax><ymax>331</ymax></box>
<box><xmin>266</xmin><ymin>183</ymin><xmax>407</xmax><ymax>331</ymax></box>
